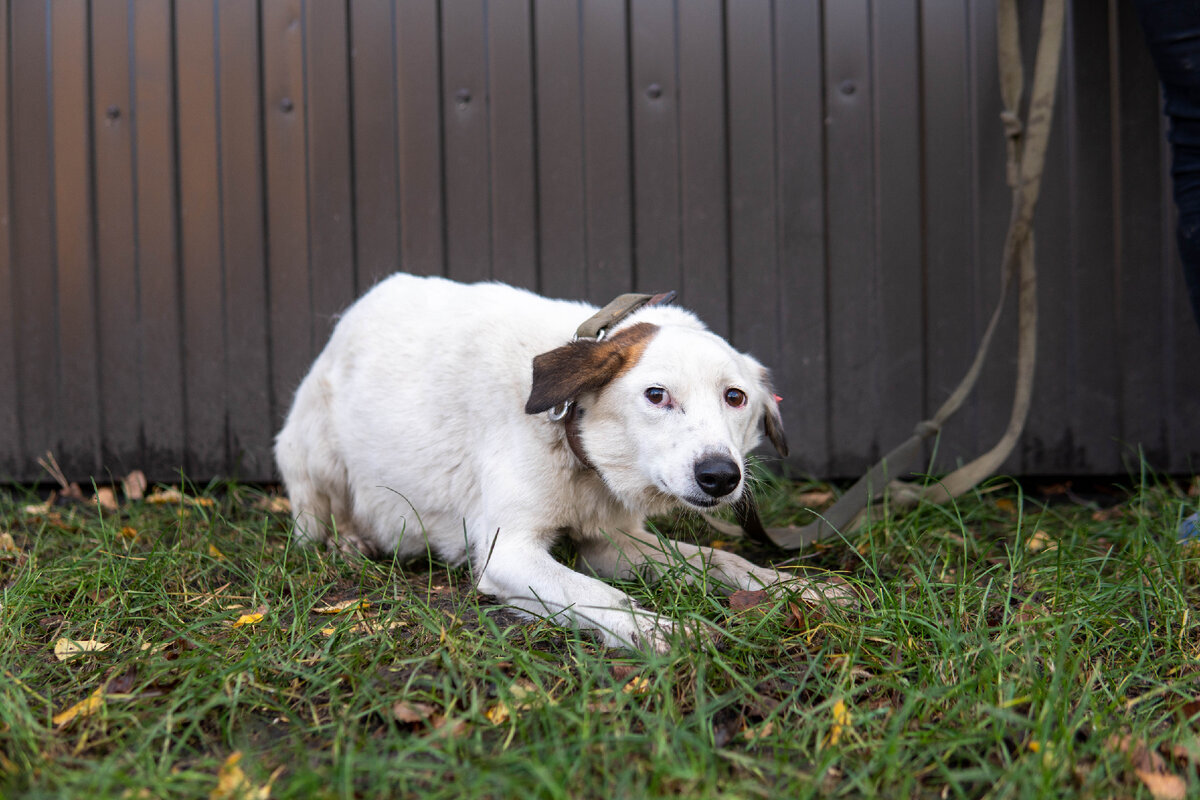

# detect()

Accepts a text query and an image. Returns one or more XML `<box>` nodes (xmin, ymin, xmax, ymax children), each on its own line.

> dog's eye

<box><xmin>724</xmin><ymin>388</ymin><xmax>748</xmax><ymax>408</ymax></box>
<box><xmin>644</xmin><ymin>387</ymin><xmax>670</xmax><ymax>406</ymax></box>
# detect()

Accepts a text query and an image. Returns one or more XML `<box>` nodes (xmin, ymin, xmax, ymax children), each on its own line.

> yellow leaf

<box><xmin>622</xmin><ymin>676</ymin><xmax>651</xmax><ymax>696</ymax></box>
<box><xmin>53</xmin><ymin>638</ymin><xmax>111</xmax><ymax>661</ymax></box>
<box><xmin>148</xmin><ymin>488</ymin><xmax>215</xmax><ymax>508</ymax></box>
<box><xmin>208</xmin><ymin>544</ymin><xmax>226</xmax><ymax>560</ymax></box>
<box><xmin>119</xmin><ymin>526</ymin><xmax>139</xmax><ymax>542</ymax></box>
<box><xmin>828</xmin><ymin>699</ymin><xmax>851</xmax><ymax>745</ymax></box>
<box><xmin>52</xmin><ymin>687</ymin><xmax>105</xmax><ymax>726</ymax></box>
<box><xmin>1026</xmin><ymin>529</ymin><xmax>1056</xmax><ymax>553</ymax></box>
<box><xmin>995</xmin><ymin>497</ymin><xmax>1016</xmax><ymax>515</ymax></box>
<box><xmin>232</xmin><ymin>613</ymin><xmax>264</xmax><ymax>629</ymax></box>
<box><xmin>254</xmin><ymin>496</ymin><xmax>291</xmax><ymax>514</ymax></box>
<box><xmin>485</xmin><ymin>702</ymin><xmax>510</xmax><ymax>725</ymax></box>
<box><xmin>0</xmin><ymin>532</ymin><xmax>21</xmax><ymax>556</ymax></box>
<box><xmin>210</xmin><ymin>752</ymin><xmax>275</xmax><ymax>800</ymax></box>
<box><xmin>312</xmin><ymin>599</ymin><xmax>369</xmax><ymax>615</ymax></box>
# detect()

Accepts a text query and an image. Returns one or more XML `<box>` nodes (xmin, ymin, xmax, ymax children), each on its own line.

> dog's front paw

<box><xmin>621</xmin><ymin>612</ymin><xmax>678</xmax><ymax>654</ymax></box>
<box><xmin>788</xmin><ymin>572</ymin><xmax>860</xmax><ymax>608</ymax></box>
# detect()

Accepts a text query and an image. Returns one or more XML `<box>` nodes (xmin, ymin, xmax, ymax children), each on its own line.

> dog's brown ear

<box><xmin>525</xmin><ymin>323</ymin><xmax>659</xmax><ymax>414</ymax></box>
<box><xmin>761</xmin><ymin>379</ymin><xmax>788</xmax><ymax>458</ymax></box>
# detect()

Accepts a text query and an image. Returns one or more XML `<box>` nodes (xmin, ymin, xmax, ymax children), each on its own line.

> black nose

<box><xmin>694</xmin><ymin>456</ymin><xmax>741</xmax><ymax>498</ymax></box>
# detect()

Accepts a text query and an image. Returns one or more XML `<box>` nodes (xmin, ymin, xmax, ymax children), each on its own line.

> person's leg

<box><xmin>1133</xmin><ymin>0</ymin><xmax>1200</xmax><ymax>331</ymax></box>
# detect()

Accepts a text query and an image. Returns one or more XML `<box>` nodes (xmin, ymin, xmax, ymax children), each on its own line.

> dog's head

<box><xmin>525</xmin><ymin>312</ymin><xmax>786</xmax><ymax>514</ymax></box>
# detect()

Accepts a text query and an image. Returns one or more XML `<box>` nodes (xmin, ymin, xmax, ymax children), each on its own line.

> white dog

<box><xmin>276</xmin><ymin>273</ymin><xmax>841</xmax><ymax>650</ymax></box>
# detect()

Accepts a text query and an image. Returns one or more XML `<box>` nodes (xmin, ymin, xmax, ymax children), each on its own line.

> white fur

<box><xmin>276</xmin><ymin>273</ymin><xmax>834</xmax><ymax>650</ymax></box>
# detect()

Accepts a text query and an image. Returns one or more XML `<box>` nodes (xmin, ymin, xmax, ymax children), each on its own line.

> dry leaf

<box><xmin>22</xmin><ymin>501</ymin><xmax>52</xmax><ymax>515</ymax></box>
<box><xmin>743</xmin><ymin>720</ymin><xmax>776</xmax><ymax>741</ymax></box>
<box><xmin>122</xmin><ymin>470</ymin><xmax>148</xmax><ymax>502</ymax></box>
<box><xmin>52</xmin><ymin>687</ymin><xmax>106</xmax><ymax>726</ymax></box>
<box><xmin>1026</xmin><ymin>530</ymin><xmax>1056</xmax><ymax>553</ymax></box>
<box><xmin>1109</xmin><ymin>735</ymin><xmax>1188</xmax><ymax>800</ymax></box>
<box><xmin>0</xmin><ymin>532</ymin><xmax>22</xmax><ymax>558</ymax></box>
<box><xmin>93</xmin><ymin>487</ymin><xmax>119</xmax><ymax>512</ymax></box>
<box><xmin>254</xmin><ymin>495</ymin><xmax>291</xmax><ymax>514</ymax></box>
<box><xmin>119</xmin><ymin>526</ymin><xmax>139</xmax><ymax>542</ymax></box>
<box><xmin>622</xmin><ymin>676</ymin><xmax>651</xmax><ymax>696</ymax></box>
<box><xmin>796</xmin><ymin>490</ymin><xmax>834</xmax><ymax>507</ymax></box>
<box><xmin>1091</xmin><ymin>506</ymin><xmax>1124</xmax><ymax>522</ymax></box>
<box><xmin>210</xmin><ymin>752</ymin><xmax>275</xmax><ymax>800</ymax></box>
<box><xmin>312</xmin><ymin>599</ymin><xmax>369</xmax><ymax>615</ymax></box>
<box><xmin>147</xmin><ymin>488</ymin><xmax>215</xmax><ymax>508</ymax></box>
<box><xmin>729</xmin><ymin>590</ymin><xmax>770</xmax><ymax>612</ymax></box>
<box><xmin>827</xmin><ymin>699</ymin><xmax>851</xmax><ymax>746</ymax></box>
<box><xmin>54</xmin><ymin>638</ymin><xmax>111</xmax><ymax>661</ymax></box>
<box><xmin>485</xmin><ymin>701</ymin><xmax>510</xmax><ymax>725</ymax></box>
<box><xmin>318</xmin><ymin>618</ymin><xmax>405</xmax><ymax>637</ymax></box>
<box><xmin>995</xmin><ymin>497</ymin><xmax>1017</xmax><ymax>515</ymax></box>
<box><xmin>232</xmin><ymin>608</ymin><xmax>267</xmax><ymax>629</ymax></box>
<box><xmin>208</xmin><ymin>544</ymin><xmax>227</xmax><ymax>561</ymax></box>
<box><xmin>392</xmin><ymin>701</ymin><xmax>438</xmax><ymax>725</ymax></box>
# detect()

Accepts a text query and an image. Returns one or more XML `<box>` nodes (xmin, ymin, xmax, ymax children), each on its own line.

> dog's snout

<box><xmin>694</xmin><ymin>456</ymin><xmax>741</xmax><ymax>498</ymax></box>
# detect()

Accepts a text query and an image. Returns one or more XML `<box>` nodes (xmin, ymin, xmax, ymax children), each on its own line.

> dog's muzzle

<box><xmin>694</xmin><ymin>455</ymin><xmax>741</xmax><ymax>499</ymax></box>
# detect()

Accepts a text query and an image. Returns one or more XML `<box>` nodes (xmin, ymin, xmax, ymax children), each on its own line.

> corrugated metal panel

<box><xmin>1</xmin><ymin>0</ymin><xmax>1197</xmax><ymax>484</ymax></box>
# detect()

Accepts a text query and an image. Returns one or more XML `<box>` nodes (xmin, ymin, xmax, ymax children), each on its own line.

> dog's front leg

<box><xmin>577</xmin><ymin>529</ymin><xmax>850</xmax><ymax>604</ymax></box>
<box><xmin>472</xmin><ymin>530</ymin><xmax>674</xmax><ymax>652</ymax></box>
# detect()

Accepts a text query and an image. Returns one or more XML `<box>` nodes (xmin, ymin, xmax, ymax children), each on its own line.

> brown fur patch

<box><xmin>525</xmin><ymin>322</ymin><xmax>659</xmax><ymax>414</ymax></box>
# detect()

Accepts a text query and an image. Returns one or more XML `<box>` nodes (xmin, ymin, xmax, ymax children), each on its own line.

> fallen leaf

<box><xmin>210</xmin><ymin>752</ymin><xmax>276</xmax><ymax>800</ymax></box>
<box><xmin>485</xmin><ymin>701</ymin><xmax>510</xmax><ymax>725</ymax></box>
<box><xmin>254</xmin><ymin>495</ymin><xmax>291</xmax><ymax>514</ymax></box>
<box><xmin>0</xmin><ymin>532</ymin><xmax>22</xmax><ymax>558</ymax></box>
<box><xmin>995</xmin><ymin>497</ymin><xmax>1017</xmax><ymax>515</ymax></box>
<box><xmin>1109</xmin><ymin>735</ymin><xmax>1188</xmax><ymax>800</ymax></box>
<box><xmin>93</xmin><ymin>487</ymin><xmax>119</xmax><ymax>512</ymax></box>
<box><xmin>52</xmin><ymin>687</ymin><xmax>105</xmax><ymax>726</ymax></box>
<box><xmin>1037</xmin><ymin>481</ymin><xmax>1072</xmax><ymax>496</ymax></box>
<box><xmin>827</xmin><ymin>699</ymin><xmax>851</xmax><ymax>746</ymax></box>
<box><xmin>208</xmin><ymin>544</ymin><xmax>227</xmax><ymax>561</ymax></box>
<box><xmin>1026</xmin><ymin>530</ymin><xmax>1056</xmax><ymax>553</ymax></box>
<box><xmin>122</xmin><ymin>470</ymin><xmax>148</xmax><ymax>502</ymax></box>
<box><xmin>743</xmin><ymin>720</ymin><xmax>776</xmax><ymax>741</ymax></box>
<box><xmin>796</xmin><ymin>490</ymin><xmax>834</xmax><ymax>507</ymax></box>
<box><xmin>1091</xmin><ymin>506</ymin><xmax>1124</xmax><ymax>522</ymax></box>
<box><xmin>147</xmin><ymin>488</ymin><xmax>215</xmax><ymax>508</ymax></box>
<box><xmin>392</xmin><ymin>701</ymin><xmax>438</xmax><ymax>725</ymax></box>
<box><xmin>729</xmin><ymin>590</ymin><xmax>770</xmax><ymax>612</ymax></box>
<box><xmin>318</xmin><ymin>618</ymin><xmax>405</xmax><ymax>637</ymax></box>
<box><xmin>22</xmin><ymin>500</ymin><xmax>52</xmax><ymax>515</ymax></box>
<box><xmin>232</xmin><ymin>608</ymin><xmax>266</xmax><ymax>629</ymax></box>
<box><xmin>1138</xmin><ymin>770</ymin><xmax>1187</xmax><ymax>800</ymax></box>
<box><xmin>622</xmin><ymin>676</ymin><xmax>651</xmax><ymax>696</ymax></box>
<box><xmin>312</xmin><ymin>599</ymin><xmax>369</xmax><ymax>615</ymax></box>
<box><xmin>119</xmin><ymin>526</ymin><xmax>139</xmax><ymax>542</ymax></box>
<box><xmin>54</xmin><ymin>638</ymin><xmax>111</xmax><ymax>661</ymax></box>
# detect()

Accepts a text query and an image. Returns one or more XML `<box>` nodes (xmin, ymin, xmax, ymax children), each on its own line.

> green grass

<box><xmin>1</xmin><ymin>469</ymin><xmax>1199</xmax><ymax>799</ymax></box>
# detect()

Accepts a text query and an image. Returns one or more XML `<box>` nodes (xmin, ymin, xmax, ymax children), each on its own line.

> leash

<box><xmin>715</xmin><ymin>0</ymin><xmax>1064</xmax><ymax>549</ymax></box>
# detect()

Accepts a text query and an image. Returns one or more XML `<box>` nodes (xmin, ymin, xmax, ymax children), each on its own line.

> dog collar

<box><xmin>550</xmin><ymin>290</ymin><xmax>677</xmax><ymax>467</ymax></box>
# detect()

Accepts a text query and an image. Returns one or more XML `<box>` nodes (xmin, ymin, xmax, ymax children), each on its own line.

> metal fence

<box><xmin>1</xmin><ymin>0</ymin><xmax>1197</xmax><ymax>484</ymax></box>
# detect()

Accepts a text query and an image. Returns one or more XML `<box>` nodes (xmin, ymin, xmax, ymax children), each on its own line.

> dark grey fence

<box><xmin>1</xmin><ymin>0</ymin><xmax>1197</xmax><ymax>484</ymax></box>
